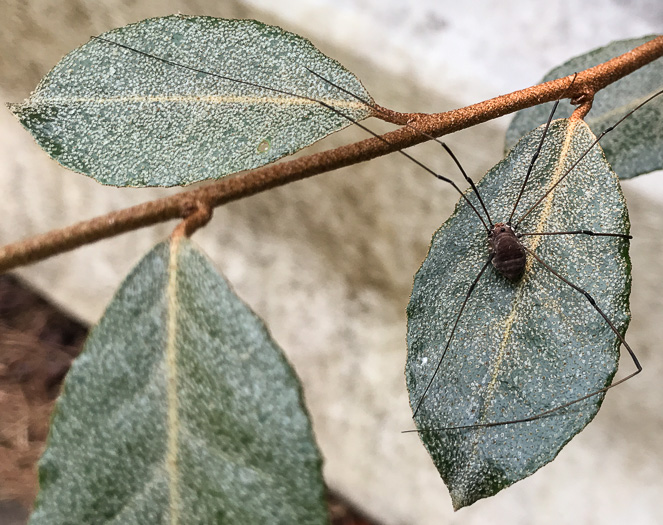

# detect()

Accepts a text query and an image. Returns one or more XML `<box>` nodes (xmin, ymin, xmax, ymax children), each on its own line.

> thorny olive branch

<box><xmin>0</xmin><ymin>35</ymin><xmax>661</xmax><ymax>273</ymax></box>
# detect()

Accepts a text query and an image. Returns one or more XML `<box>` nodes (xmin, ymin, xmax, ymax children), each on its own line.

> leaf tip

<box><xmin>6</xmin><ymin>101</ymin><xmax>22</xmax><ymax>116</ymax></box>
<box><xmin>449</xmin><ymin>487</ymin><xmax>478</xmax><ymax>511</ymax></box>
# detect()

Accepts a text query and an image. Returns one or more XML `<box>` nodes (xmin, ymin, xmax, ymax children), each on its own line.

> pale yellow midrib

<box><xmin>165</xmin><ymin>238</ymin><xmax>182</xmax><ymax>525</ymax></box>
<box><xmin>29</xmin><ymin>93</ymin><xmax>369</xmax><ymax>110</ymax></box>
<box><xmin>474</xmin><ymin>120</ymin><xmax>580</xmax><ymax>436</ymax></box>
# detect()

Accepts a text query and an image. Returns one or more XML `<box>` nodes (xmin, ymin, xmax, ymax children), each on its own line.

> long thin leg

<box><xmin>93</xmin><ymin>36</ymin><xmax>492</xmax><ymax>232</ymax></box>
<box><xmin>514</xmin><ymin>87</ymin><xmax>663</xmax><ymax>229</ymax></box>
<box><xmin>407</xmin><ymin>246</ymin><xmax>641</xmax><ymax>433</ymax></box>
<box><xmin>305</xmin><ymin>67</ymin><xmax>494</xmax><ymax>228</ymax></box>
<box><xmin>437</xmin><ymin>143</ymin><xmax>493</xmax><ymax>227</ymax></box>
<box><xmin>412</xmin><ymin>254</ymin><xmax>494</xmax><ymax>417</ymax></box>
<box><xmin>507</xmin><ymin>74</ymin><xmax>577</xmax><ymax>225</ymax></box>
<box><xmin>519</xmin><ymin>230</ymin><xmax>632</xmax><ymax>240</ymax></box>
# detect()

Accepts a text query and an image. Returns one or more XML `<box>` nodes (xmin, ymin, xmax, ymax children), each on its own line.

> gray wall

<box><xmin>1</xmin><ymin>1</ymin><xmax>662</xmax><ymax>524</ymax></box>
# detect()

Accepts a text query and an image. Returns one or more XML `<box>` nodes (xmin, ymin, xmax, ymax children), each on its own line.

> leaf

<box><xmin>29</xmin><ymin>238</ymin><xmax>328</xmax><ymax>524</ymax></box>
<box><xmin>9</xmin><ymin>15</ymin><xmax>374</xmax><ymax>187</ymax></box>
<box><xmin>406</xmin><ymin>119</ymin><xmax>631</xmax><ymax>509</ymax></box>
<box><xmin>506</xmin><ymin>35</ymin><xmax>663</xmax><ymax>179</ymax></box>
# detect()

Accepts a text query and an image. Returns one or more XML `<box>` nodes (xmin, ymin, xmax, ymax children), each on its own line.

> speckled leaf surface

<box><xmin>506</xmin><ymin>35</ymin><xmax>663</xmax><ymax>180</ymax></box>
<box><xmin>407</xmin><ymin>119</ymin><xmax>631</xmax><ymax>509</ymax></box>
<box><xmin>29</xmin><ymin>238</ymin><xmax>327</xmax><ymax>524</ymax></box>
<box><xmin>9</xmin><ymin>15</ymin><xmax>374</xmax><ymax>187</ymax></box>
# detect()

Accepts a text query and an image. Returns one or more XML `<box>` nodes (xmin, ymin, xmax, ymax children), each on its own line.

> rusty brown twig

<box><xmin>171</xmin><ymin>199</ymin><xmax>214</xmax><ymax>239</ymax></box>
<box><xmin>1</xmin><ymin>35</ymin><xmax>662</xmax><ymax>273</ymax></box>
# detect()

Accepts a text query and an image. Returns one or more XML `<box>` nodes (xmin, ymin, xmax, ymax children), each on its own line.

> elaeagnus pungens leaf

<box><xmin>406</xmin><ymin>118</ymin><xmax>631</xmax><ymax>509</ymax></box>
<box><xmin>506</xmin><ymin>35</ymin><xmax>663</xmax><ymax>180</ymax></box>
<box><xmin>29</xmin><ymin>238</ymin><xmax>327</xmax><ymax>524</ymax></box>
<box><xmin>8</xmin><ymin>15</ymin><xmax>374</xmax><ymax>187</ymax></box>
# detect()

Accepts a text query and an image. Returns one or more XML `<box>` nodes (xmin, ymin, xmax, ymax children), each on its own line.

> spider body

<box><xmin>489</xmin><ymin>222</ymin><xmax>526</xmax><ymax>281</ymax></box>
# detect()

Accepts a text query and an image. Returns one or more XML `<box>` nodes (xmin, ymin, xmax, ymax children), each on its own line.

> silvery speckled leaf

<box><xmin>9</xmin><ymin>15</ymin><xmax>374</xmax><ymax>187</ymax></box>
<box><xmin>29</xmin><ymin>238</ymin><xmax>327</xmax><ymax>524</ymax></box>
<box><xmin>407</xmin><ymin>119</ymin><xmax>631</xmax><ymax>509</ymax></box>
<box><xmin>506</xmin><ymin>35</ymin><xmax>663</xmax><ymax>179</ymax></box>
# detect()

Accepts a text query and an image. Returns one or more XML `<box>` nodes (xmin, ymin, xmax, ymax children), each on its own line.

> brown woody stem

<box><xmin>171</xmin><ymin>198</ymin><xmax>214</xmax><ymax>239</ymax></box>
<box><xmin>1</xmin><ymin>35</ymin><xmax>662</xmax><ymax>273</ymax></box>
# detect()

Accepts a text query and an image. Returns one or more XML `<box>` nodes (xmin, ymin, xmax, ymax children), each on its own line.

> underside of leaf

<box><xmin>9</xmin><ymin>15</ymin><xmax>374</xmax><ymax>187</ymax></box>
<box><xmin>506</xmin><ymin>35</ymin><xmax>663</xmax><ymax>180</ymax></box>
<box><xmin>407</xmin><ymin>119</ymin><xmax>631</xmax><ymax>509</ymax></box>
<box><xmin>29</xmin><ymin>238</ymin><xmax>327</xmax><ymax>524</ymax></box>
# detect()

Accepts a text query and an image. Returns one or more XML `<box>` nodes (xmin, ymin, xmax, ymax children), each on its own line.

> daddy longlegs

<box><xmin>88</xmin><ymin>32</ymin><xmax>662</xmax><ymax>437</ymax></box>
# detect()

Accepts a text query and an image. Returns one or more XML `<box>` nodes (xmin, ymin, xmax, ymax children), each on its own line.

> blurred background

<box><xmin>1</xmin><ymin>1</ymin><xmax>662</xmax><ymax>524</ymax></box>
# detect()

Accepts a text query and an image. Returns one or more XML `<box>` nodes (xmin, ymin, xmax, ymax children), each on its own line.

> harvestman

<box><xmin>91</xmin><ymin>34</ymin><xmax>662</xmax><ymax>431</ymax></box>
<box><xmin>308</xmin><ymin>68</ymin><xmax>661</xmax><ymax>432</ymax></box>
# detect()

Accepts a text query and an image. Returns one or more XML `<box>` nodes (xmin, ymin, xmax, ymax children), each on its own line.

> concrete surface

<box><xmin>1</xmin><ymin>1</ymin><xmax>662</xmax><ymax>524</ymax></box>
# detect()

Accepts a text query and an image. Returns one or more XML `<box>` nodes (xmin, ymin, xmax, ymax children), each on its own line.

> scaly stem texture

<box><xmin>1</xmin><ymin>35</ymin><xmax>662</xmax><ymax>273</ymax></box>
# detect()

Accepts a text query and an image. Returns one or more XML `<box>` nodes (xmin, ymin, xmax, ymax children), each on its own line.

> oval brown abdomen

<box><xmin>489</xmin><ymin>223</ymin><xmax>526</xmax><ymax>281</ymax></box>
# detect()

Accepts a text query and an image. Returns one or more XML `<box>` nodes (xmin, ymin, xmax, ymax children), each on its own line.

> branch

<box><xmin>1</xmin><ymin>35</ymin><xmax>662</xmax><ymax>273</ymax></box>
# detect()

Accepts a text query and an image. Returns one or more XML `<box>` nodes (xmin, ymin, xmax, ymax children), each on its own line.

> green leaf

<box><xmin>29</xmin><ymin>238</ymin><xmax>328</xmax><ymax>524</ymax></box>
<box><xmin>407</xmin><ymin>119</ymin><xmax>630</xmax><ymax>509</ymax></box>
<box><xmin>9</xmin><ymin>15</ymin><xmax>374</xmax><ymax>187</ymax></box>
<box><xmin>506</xmin><ymin>35</ymin><xmax>663</xmax><ymax>179</ymax></box>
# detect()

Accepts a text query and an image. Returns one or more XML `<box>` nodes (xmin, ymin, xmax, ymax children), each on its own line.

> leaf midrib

<box><xmin>24</xmin><ymin>94</ymin><xmax>371</xmax><ymax>111</ymax></box>
<box><xmin>166</xmin><ymin>237</ymin><xmax>181</xmax><ymax>525</ymax></box>
<box><xmin>469</xmin><ymin>120</ymin><xmax>580</xmax><ymax>458</ymax></box>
